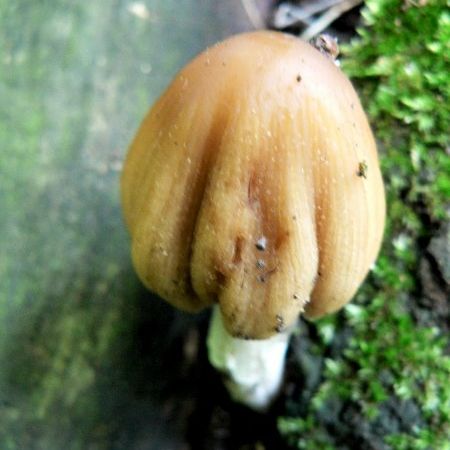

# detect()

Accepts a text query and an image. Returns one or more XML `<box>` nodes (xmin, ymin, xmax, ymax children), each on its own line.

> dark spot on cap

<box><xmin>234</xmin><ymin>331</ymin><xmax>250</xmax><ymax>340</ymax></box>
<box><xmin>215</xmin><ymin>269</ymin><xmax>227</xmax><ymax>286</ymax></box>
<box><xmin>232</xmin><ymin>236</ymin><xmax>244</xmax><ymax>264</ymax></box>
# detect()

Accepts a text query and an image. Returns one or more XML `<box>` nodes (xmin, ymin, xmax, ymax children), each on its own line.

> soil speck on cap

<box><xmin>357</xmin><ymin>160</ymin><xmax>368</xmax><ymax>178</ymax></box>
<box><xmin>275</xmin><ymin>315</ymin><xmax>285</xmax><ymax>332</ymax></box>
<box><xmin>256</xmin><ymin>259</ymin><xmax>266</xmax><ymax>270</ymax></box>
<box><xmin>312</xmin><ymin>34</ymin><xmax>340</xmax><ymax>61</ymax></box>
<box><xmin>255</xmin><ymin>236</ymin><xmax>267</xmax><ymax>251</ymax></box>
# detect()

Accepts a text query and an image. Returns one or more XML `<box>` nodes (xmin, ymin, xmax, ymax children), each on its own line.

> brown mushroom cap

<box><xmin>121</xmin><ymin>31</ymin><xmax>385</xmax><ymax>339</ymax></box>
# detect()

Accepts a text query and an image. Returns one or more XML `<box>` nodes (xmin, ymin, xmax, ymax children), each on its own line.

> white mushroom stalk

<box><xmin>207</xmin><ymin>306</ymin><xmax>291</xmax><ymax>411</ymax></box>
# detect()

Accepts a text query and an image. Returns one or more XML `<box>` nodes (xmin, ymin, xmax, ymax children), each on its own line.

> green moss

<box><xmin>344</xmin><ymin>0</ymin><xmax>450</xmax><ymax>220</ymax></box>
<box><xmin>279</xmin><ymin>1</ymin><xmax>450</xmax><ymax>449</ymax></box>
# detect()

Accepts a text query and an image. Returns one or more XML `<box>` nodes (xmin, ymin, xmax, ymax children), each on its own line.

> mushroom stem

<box><xmin>207</xmin><ymin>305</ymin><xmax>291</xmax><ymax>411</ymax></box>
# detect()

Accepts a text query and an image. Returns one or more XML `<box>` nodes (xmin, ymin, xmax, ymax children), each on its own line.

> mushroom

<box><xmin>121</xmin><ymin>31</ymin><xmax>385</xmax><ymax>411</ymax></box>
